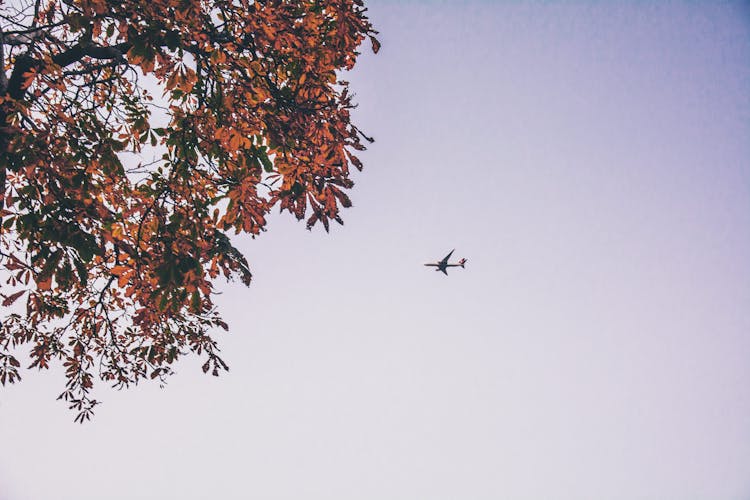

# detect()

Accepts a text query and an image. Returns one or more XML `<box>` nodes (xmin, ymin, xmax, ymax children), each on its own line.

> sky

<box><xmin>2</xmin><ymin>1</ymin><xmax>750</xmax><ymax>499</ymax></box>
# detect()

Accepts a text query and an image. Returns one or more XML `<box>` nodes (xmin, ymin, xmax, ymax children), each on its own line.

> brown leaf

<box><xmin>2</xmin><ymin>290</ymin><xmax>26</xmax><ymax>307</ymax></box>
<box><xmin>370</xmin><ymin>36</ymin><xmax>381</xmax><ymax>54</ymax></box>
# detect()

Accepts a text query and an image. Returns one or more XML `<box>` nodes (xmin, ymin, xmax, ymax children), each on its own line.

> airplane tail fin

<box><xmin>459</xmin><ymin>258</ymin><xmax>467</xmax><ymax>268</ymax></box>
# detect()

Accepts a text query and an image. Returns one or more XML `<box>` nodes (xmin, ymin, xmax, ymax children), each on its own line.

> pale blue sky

<box><xmin>2</xmin><ymin>2</ymin><xmax>750</xmax><ymax>499</ymax></box>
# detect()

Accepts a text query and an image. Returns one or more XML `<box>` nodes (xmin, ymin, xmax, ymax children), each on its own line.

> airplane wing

<box><xmin>439</xmin><ymin>249</ymin><xmax>455</xmax><ymax>266</ymax></box>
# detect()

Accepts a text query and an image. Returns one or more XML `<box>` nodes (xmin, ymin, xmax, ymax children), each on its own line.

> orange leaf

<box><xmin>110</xmin><ymin>265</ymin><xmax>129</xmax><ymax>276</ymax></box>
<box><xmin>37</xmin><ymin>278</ymin><xmax>52</xmax><ymax>291</ymax></box>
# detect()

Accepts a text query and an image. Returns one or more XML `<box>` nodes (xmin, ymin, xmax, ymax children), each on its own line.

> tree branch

<box><xmin>6</xmin><ymin>41</ymin><xmax>131</xmax><ymax>100</ymax></box>
<box><xmin>0</xmin><ymin>26</ymin><xmax>7</xmax><ymax>94</ymax></box>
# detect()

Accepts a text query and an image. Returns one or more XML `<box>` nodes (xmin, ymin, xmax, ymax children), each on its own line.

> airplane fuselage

<box><xmin>424</xmin><ymin>250</ymin><xmax>467</xmax><ymax>275</ymax></box>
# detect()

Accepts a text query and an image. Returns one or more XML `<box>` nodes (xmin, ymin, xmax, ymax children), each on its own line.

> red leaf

<box><xmin>2</xmin><ymin>290</ymin><xmax>25</xmax><ymax>306</ymax></box>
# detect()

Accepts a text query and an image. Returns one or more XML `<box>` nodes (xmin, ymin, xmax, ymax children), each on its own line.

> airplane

<box><xmin>424</xmin><ymin>249</ymin><xmax>467</xmax><ymax>275</ymax></box>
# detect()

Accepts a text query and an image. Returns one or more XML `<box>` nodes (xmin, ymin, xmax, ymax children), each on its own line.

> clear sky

<box><xmin>2</xmin><ymin>2</ymin><xmax>750</xmax><ymax>499</ymax></box>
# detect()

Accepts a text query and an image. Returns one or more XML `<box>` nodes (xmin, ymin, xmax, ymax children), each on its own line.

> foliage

<box><xmin>0</xmin><ymin>0</ymin><xmax>378</xmax><ymax>421</ymax></box>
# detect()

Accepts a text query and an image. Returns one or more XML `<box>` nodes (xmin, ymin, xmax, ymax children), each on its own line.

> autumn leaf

<box><xmin>370</xmin><ymin>36</ymin><xmax>381</xmax><ymax>54</ymax></box>
<box><xmin>1</xmin><ymin>290</ymin><xmax>26</xmax><ymax>307</ymax></box>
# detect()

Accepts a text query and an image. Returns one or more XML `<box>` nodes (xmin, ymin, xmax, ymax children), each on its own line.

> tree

<box><xmin>0</xmin><ymin>0</ymin><xmax>378</xmax><ymax>421</ymax></box>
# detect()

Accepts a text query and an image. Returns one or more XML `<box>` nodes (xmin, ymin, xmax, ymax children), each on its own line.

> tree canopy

<box><xmin>0</xmin><ymin>0</ymin><xmax>378</xmax><ymax>421</ymax></box>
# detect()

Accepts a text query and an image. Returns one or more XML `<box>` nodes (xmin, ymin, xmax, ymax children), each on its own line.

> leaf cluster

<box><xmin>0</xmin><ymin>0</ymin><xmax>378</xmax><ymax>420</ymax></box>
